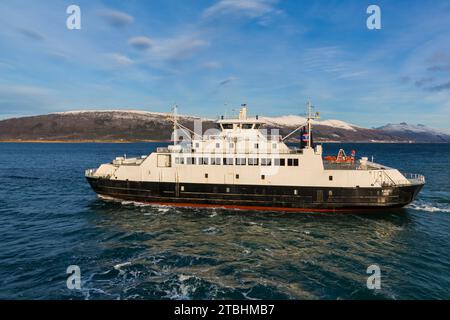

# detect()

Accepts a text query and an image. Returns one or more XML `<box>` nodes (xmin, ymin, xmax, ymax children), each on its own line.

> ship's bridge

<box><xmin>183</xmin><ymin>106</ymin><xmax>292</xmax><ymax>155</ymax></box>
<box><xmin>216</xmin><ymin>106</ymin><xmax>265</xmax><ymax>131</ymax></box>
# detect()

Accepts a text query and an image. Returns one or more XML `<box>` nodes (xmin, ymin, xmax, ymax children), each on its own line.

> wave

<box><xmin>407</xmin><ymin>200</ymin><xmax>450</xmax><ymax>213</ymax></box>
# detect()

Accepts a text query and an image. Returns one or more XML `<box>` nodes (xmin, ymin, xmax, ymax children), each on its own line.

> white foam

<box><xmin>407</xmin><ymin>201</ymin><xmax>450</xmax><ymax>213</ymax></box>
<box><xmin>114</xmin><ymin>261</ymin><xmax>132</xmax><ymax>270</ymax></box>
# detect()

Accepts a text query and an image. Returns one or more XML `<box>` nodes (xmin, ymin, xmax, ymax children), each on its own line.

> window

<box><xmin>254</xmin><ymin>143</ymin><xmax>259</xmax><ymax>149</ymax></box>
<box><xmin>226</xmin><ymin>187</ymin><xmax>230</xmax><ymax>193</ymax></box>
<box><xmin>242</xmin><ymin>124</ymin><xmax>253</xmax><ymax>129</ymax></box>
<box><xmin>223</xmin><ymin>158</ymin><xmax>233</xmax><ymax>165</ymax></box>
<box><xmin>235</xmin><ymin>158</ymin><xmax>246</xmax><ymax>165</ymax></box>
<box><xmin>180</xmin><ymin>186</ymin><xmax>185</xmax><ymax>191</ymax></box>
<box><xmin>211</xmin><ymin>158</ymin><xmax>221</xmax><ymax>165</ymax></box>
<box><xmin>328</xmin><ymin>190</ymin><xmax>333</xmax><ymax>197</ymax></box>
<box><xmin>216</xmin><ymin>143</ymin><xmax>220</xmax><ymax>148</ymax></box>
<box><xmin>205</xmin><ymin>173</ymin><xmax>208</xmax><ymax>178</ymax></box>
<box><xmin>274</xmin><ymin>159</ymin><xmax>285</xmax><ymax>166</ymax></box>
<box><xmin>175</xmin><ymin>157</ymin><xmax>185</xmax><ymax>164</ymax></box>
<box><xmin>200</xmin><ymin>158</ymin><xmax>208</xmax><ymax>165</ymax></box>
<box><xmin>261</xmin><ymin>175</ymin><xmax>265</xmax><ymax>180</ymax></box>
<box><xmin>261</xmin><ymin>158</ymin><xmax>272</xmax><ymax>166</ymax></box>
<box><xmin>195</xmin><ymin>143</ymin><xmax>199</xmax><ymax>148</ymax></box>
<box><xmin>222</xmin><ymin>124</ymin><xmax>233</xmax><ymax>129</ymax></box>
<box><xmin>294</xmin><ymin>189</ymin><xmax>298</xmax><ymax>195</ymax></box>
<box><xmin>229</xmin><ymin>143</ymin><xmax>234</xmax><ymax>148</ymax></box>
<box><xmin>272</xmin><ymin>143</ymin><xmax>277</xmax><ymax>149</ymax></box>
<box><xmin>236</xmin><ymin>174</ymin><xmax>239</xmax><ymax>179</ymax></box>
<box><xmin>288</xmin><ymin>159</ymin><xmax>299</xmax><ymax>166</ymax></box>
<box><xmin>248</xmin><ymin>158</ymin><xmax>259</xmax><ymax>166</ymax></box>
<box><xmin>187</xmin><ymin>157</ymin><xmax>196</xmax><ymax>165</ymax></box>
<box><xmin>329</xmin><ymin>175</ymin><xmax>333</xmax><ymax>181</ymax></box>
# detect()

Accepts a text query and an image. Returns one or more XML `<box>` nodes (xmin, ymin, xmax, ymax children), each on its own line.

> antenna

<box><xmin>172</xmin><ymin>104</ymin><xmax>178</xmax><ymax>145</ymax></box>
<box><xmin>305</xmin><ymin>101</ymin><xmax>320</xmax><ymax>149</ymax></box>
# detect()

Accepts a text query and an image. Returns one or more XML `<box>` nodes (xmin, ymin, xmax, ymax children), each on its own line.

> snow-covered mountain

<box><xmin>377</xmin><ymin>122</ymin><xmax>450</xmax><ymax>136</ymax></box>
<box><xmin>376</xmin><ymin>123</ymin><xmax>450</xmax><ymax>143</ymax></box>
<box><xmin>261</xmin><ymin>115</ymin><xmax>358</xmax><ymax>131</ymax></box>
<box><xmin>0</xmin><ymin>109</ymin><xmax>449</xmax><ymax>142</ymax></box>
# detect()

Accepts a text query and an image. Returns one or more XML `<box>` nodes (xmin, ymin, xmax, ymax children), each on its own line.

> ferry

<box><xmin>85</xmin><ymin>103</ymin><xmax>425</xmax><ymax>212</ymax></box>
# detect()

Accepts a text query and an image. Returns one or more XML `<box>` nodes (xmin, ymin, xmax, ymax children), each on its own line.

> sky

<box><xmin>0</xmin><ymin>0</ymin><xmax>450</xmax><ymax>129</ymax></box>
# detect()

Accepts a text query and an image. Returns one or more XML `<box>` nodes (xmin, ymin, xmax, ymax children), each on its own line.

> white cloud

<box><xmin>219</xmin><ymin>76</ymin><xmax>238</xmax><ymax>86</ymax></box>
<box><xmin>129</xmin><ymin>35</ymin><xmax>209</xmax><ymax>63</ymax></box>
<box><xmin>98</xmin><ymin>9</ymin><xmax>134</xmax><ymax>27</ymax></box>
<box><xmin>108</xmin><ymin>53</ymin><xmax>134</xmax><ymax>66</ymax></box>
<box><xmin>128</xmin><ymin>36</ymin><xmax>154</xmax><ymax>50</ymax></box>
<box><xmin>202</xmin><ymin>0</ymin><xmax>281</xmax><ymax>19</ymax></box>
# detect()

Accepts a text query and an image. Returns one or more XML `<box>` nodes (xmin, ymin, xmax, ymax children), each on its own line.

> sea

<box><xmin>0</xmin><ymin>142</ymin><xmax>449</xmax><ymax>300</ymax></box>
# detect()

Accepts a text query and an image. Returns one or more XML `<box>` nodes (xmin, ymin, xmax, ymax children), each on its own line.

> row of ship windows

<box><xmin>195</xmin><ymin>143</ymin><xmax>276</xmax><ymax>149</ymax></box>
<box><xmin>174</xmin><ymin>157</ymin><xmax>299</xmax><ymax>166</ymax></box>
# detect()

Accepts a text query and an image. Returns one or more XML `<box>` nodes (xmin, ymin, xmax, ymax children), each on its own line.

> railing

<box><xmin>85</xmin><ymin>168</ymin><xmax>96</xmax><ymax>177</ymax></box>
<box><xmin>157</xmin><ymin>147</ymin><xmax>170</xmax><ymax>153</ymax></box>
<box><xmin>403</xmin><ymin>173</ymin><xmax>426</xmax><ymax>185</ymax></box>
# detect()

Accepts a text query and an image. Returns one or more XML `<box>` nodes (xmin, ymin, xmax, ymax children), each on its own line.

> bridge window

<box><xmin>274</xmin><ymin>159</ymin><xmax>285</xmax><ymax>166</ymax></box>
<box><xmin>248</xmin><ymin>158</ymin><xmax>259</xmax><ymax>166</ymax></box>
<box><xmin>200</xmin><ymin>157</ymin><xmax>208</xmax><ymax>165</ymax></box>
<box><xmin>187</xmin><ymin>157</ymin><xmax>196</xmax><ymax>165</ymax></box>
<box><xmin>211</xmin><ymin>157</ymin><xmax>221</xmax><ymax>165</ymax></box>
<box><xmin>175</xmin><ymin>157</ymin><xmax>185</xmax><ymax>164</ymax></box>
<box><xmin>223</xmin><ymin>158</ymin><xmax>233</xmax><ymax>165</ymax></box>
<box><xmin>242</xmin><ymin>124</ymin><xmax>253</xmax><ymax>129</ymax></box>
<box><xmin>288</xmin><ymin>159</ymin><xmax>299</xmax><ymax>166</ymax></box>
<box><xmin>222</xmin><ymin>124</ymin><xmax>233</xmax><ymax>129</ymax></box>
<box><xmin>261</xmin><ymin>158</ymin><xmax>272</xmax><ymax>166</ymax></box>
<box><xmin>235</xmin><ymin>158</ymin><xmax>246</xmax><ymax>165</ymax></box>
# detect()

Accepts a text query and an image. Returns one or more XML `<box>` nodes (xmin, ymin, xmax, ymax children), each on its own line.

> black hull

<box><xmin>86</xmin><ymin>177</ymin><xmax>424</xmax><ymax>212</ymax></box>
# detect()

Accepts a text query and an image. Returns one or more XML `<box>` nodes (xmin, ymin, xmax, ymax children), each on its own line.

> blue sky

<box><xmin>0</xmin><ymin>0</ymin><xmax>450</xmax><ymax>129</ymax></box>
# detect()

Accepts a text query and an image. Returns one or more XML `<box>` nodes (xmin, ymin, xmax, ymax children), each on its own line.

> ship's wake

<box><xmin>407</xmin><ymin>199</ymin><xmax>450</xmax><ymax>213</ymax></box>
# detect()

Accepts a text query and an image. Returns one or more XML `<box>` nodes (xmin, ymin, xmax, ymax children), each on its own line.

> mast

<box><xmin>306</xmin><ymin>101</ymin><xmax>319</xmax><ymax>149</ymax></box>
<box><xmin>172</xmin><ymin>104</ymin><xmax>178</xmax><ymax>145</ymax></box>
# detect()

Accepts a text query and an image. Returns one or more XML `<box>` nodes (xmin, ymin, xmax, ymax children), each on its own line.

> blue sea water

<box><xmin>0</xmin><ymin>142</ymin><xmax>449</xmax><ymax>300</ymax></box>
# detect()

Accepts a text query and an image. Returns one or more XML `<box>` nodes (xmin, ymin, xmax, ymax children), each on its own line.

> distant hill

<box><xmin>375</xmin><ymin>123</ymin><xmax>450</xmax><ymax>143</ymax></box>
<box><xmin>0</xmin><ymin>110</ymin><xmax>449</xmax><ymax>143</ymax></box>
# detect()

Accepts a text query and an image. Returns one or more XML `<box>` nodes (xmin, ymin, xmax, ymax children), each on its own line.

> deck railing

<box><xmin>85</xmin><ymin>168</ymin><xmax>96</xmax><ymax>177</ymax></box>
<box><xmin>403</xmin><ymin>173</ymin><xmax>426</xmax><ymax>185</ymax></box>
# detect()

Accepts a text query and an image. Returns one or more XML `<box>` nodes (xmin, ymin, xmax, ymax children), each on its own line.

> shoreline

<box><xmin>0</xmin><ymin>139</ymin><xmax>171</xmax><ymax>143</ymax></box>
<box><xmin>0</xmin><ymin>139</ymin><xmax>446</xmax><ymax>144</ymax></box>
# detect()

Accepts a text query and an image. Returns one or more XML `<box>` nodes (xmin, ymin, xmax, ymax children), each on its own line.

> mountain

<box><xmin>0</xmin><ymin>110</ymin><xmax>448</xmax><ymax>143</ymax></box>
<box><xmin>376</xmin><ymin>123</ymin><xmax>450</xmax><ymax>143</ymax></box>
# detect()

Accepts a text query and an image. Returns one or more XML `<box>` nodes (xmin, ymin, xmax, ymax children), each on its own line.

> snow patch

<box><xmin>261</xmin><ymin>115</ymin><xmax>358</xmax><ymax>131</ymax></box>
<box><xmin>378</xmin><ymin>123</ymin><xmax>450</xmax><ymax>136</ymax></box>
